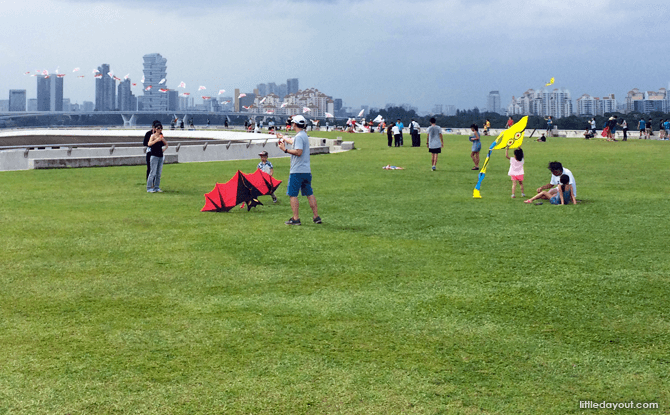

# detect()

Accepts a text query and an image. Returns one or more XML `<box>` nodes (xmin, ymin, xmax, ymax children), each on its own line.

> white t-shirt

<box><xmin>392</xmin><ymin>125</ymin><xmax>400</xmax><ymax>135</ymax></box>
<box><xmin>550</xmin><ymin>167</ymin><xmax>577</xmax><ymax>197</ymax></box>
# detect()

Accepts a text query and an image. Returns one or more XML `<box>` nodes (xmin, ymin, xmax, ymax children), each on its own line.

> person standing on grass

<box><xmin>506</xmin><ymin>147</ymin><xmax>525</xmax><ymax>198</ymax></box>
<box><xmin>620</xmin><ymin>118</ymin><xmax>628</xmax><ymax>141</ymax></box>
<box><xmin>143</xmin><ymin>120</ymin><xmax>161</xmax><ymax>180</ymax></box>
<box><xmin>257</xmin><ymin>150</ymin><xmax>278</xmax><ymax>203</ymax></box>
<box><xmin>638</xmin><ymin>118</ymin><xmax>646</xmax><ymax>139</ymax></box>
<box><xmin>426</xmin><ymin>117</ymin><xmax>443</xmax><ymax>171</ymax></box>
<box><xmin>507</xmin><ymin>116</ymin><xmax>514</xmax><ymax>129</ymax></box>
<box><xmin>146</xmin><ymin>123</ymin><xmax>168</xmax><ymax>193</ymax></box>
<box><xmin>646</xmin><ymin>118</ymin><xmax>653</xmax><ymax>139</ymax></box>
<box><xmin>524</xmin><ymin>161</ymin><xmax>576</xmax><ymax>204</ymax></box>
<box><xmin>277</xmin><ymin>115</ymin><xmax>321</xmax><ymax>226</ymax></box>
<box><xmin>590</xmin><ymin>118</ymin><xmax>597</xmax><ymax>136</ymax></box>
<box><xmin>386</xmin><ymin>121</ymin><xmax>394</xmax><ymax>147</ymax></box>
<box><xmin>396</xmin><ymin>119</ymin><xmax>404</xmax><ymax>146</ymax></box>
<box><xmin>392</xmin><ymin>123</ymin><xmax>401</xmax><ymax>147</ymax></box>
<box><xmin>469</xmin><ymin>124</ymin><xmax>481</xmax><ymax>170</ymax></box>
<box><xmin>545</xmin><ymin>116</ymin><xmax>553</xmax><ymax>137</ymax></box>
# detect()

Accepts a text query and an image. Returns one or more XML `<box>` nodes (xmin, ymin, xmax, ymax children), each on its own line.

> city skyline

<box><xmin>1</xmin><ymin>0</ymin><xmax>669</xmax><ymax>112</ymax></box>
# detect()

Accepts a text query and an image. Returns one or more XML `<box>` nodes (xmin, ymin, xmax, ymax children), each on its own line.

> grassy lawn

<box><xmin>0</xmin><ymin>131</ymin><xmax>668</xmax><ymax>414</ymax></box>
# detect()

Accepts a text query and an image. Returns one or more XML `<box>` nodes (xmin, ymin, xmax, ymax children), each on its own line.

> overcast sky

<box><xmin>1</xmin><ymin>0</ymin><xmax>668</xmax><ymax>112</ymax></box>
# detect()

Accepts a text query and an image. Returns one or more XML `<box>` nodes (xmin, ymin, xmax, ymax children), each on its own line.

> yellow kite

<box><xmin>545</xmin><ymin>77</ymin><xmax>555</xmax><ymax>87</ymax></box>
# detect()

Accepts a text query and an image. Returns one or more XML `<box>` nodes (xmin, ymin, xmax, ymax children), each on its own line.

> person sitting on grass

<box><xmin>524</xmin><ymin>161</ymin><xmax>577</xmax><ymax>204</ymax></box>
<box><xmin>524</xmin><ymin>174</ymin><xmax>576</xmax><ymax>205</ymax></box>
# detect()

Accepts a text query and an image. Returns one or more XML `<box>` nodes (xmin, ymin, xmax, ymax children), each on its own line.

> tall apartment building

<box><xmin>95</xmin><ymin>64</ymin><xmax>116</xmax><ymax>111</ymax></box>
<box><xmin>51</xmin><ymin>76</ymin><xmax>64</xmax><ymax>111</ymax></box>
<box><xmin>139</xmin><ymin>53</ymin><xmax>168</xmax><ymax>111</ymax></box>
<box><xmin>37</xmin><ymin>75</ymin><xmax>51</xmax><ymax>111</ymax></box>
<box><xmin>117</xmin><ymin>79</ymin><xmax>136</xmax><ymax>111</ymax></box>
<box><xmin>28</xmin><ymin>98</ymin><xmax>38</xmax><ymax>111</ymax></box>
<box><xmin>9</xmin><ymin>89</ymin><xmax>27</xmax><ymax>111</ymax></box>
<box><xmin>507</xmin><ymin>88</ymin><xmax>572</xmax><ymax>118</ymax></box>
<box><xmin>627</xmin><ymin>88</ymin><xmax>667</xmax><ymax>113</ymax></box>
<box><xmin>287</xmin><ymin>78</ymin><xmax>299</xmax><ymax>95</ymax></box>
<box><xmin>487</xmin><ymin>91</ymin><xmax>501</xmax><ymax>114</ymax></box>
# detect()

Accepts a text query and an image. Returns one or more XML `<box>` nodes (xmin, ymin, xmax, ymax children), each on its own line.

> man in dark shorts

<box><xmin>426</xmin><ymin>117</ymin><xmax>444</xmax><ymax>171</ymax></box>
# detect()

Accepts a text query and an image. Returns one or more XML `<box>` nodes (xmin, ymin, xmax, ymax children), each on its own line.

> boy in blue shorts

<box><xmin>257</xmin><ymin>150</ymin><xmax>278</xmax><ymax>203</ymax></box>
<box><xmin>277</xmin><ymin>115</ymin><xmax>321</xmax><ymax>225</ymax></box>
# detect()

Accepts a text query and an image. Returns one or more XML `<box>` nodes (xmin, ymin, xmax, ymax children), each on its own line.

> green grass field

<box><xmin>1</xmin><ymin>132</ymin><xmax>668</xmax><ymax>414</ymax></box>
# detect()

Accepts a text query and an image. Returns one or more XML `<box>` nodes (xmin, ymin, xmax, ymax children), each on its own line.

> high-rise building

<box><xmin>287</xmin><ymin>78</ymin><xmax>299</xmax><ymax>95</ymax></box>
<box><xmin>487</xmin><ymin>91</ymin><xmax>501</xmax><ymax>114</ymax></box>
<box><xmin>95</xmin><ymin>64</ymin><xmax>116</xmax><ymax>111</ymax></box>
<box><xmin>82</xmin><ymin>101</ymin><xmax>94</xmax><ymax>112</ymax></box>
<box><xmin>257</xmin><ymin>83</ymin><xmax>268</xmax><ymax>96</ymax></box>
<box><xmin>334</xmin><ymin>99</ymin><xmax>343</xmax><ymax>112</ymax></box>
<box><xmin>50</xmin><ymin>76</ymin><xmax>64</xmax><ymax>111</ymax></box>
<box><xmin>62</xmin><ymin>98</ymin><xmax>71</xmax><ymax>112</ymax></box>
<box><xmin>37</xmin><ymin>76</ymin><xmax>51</xmax><ymax>111</ymax></box>
<box><xmin>117</xmin><ymin>79</ymin><xmax>135</xmax><ymax>111</ymax></box>
<box><xmin>139</xmin><ymin>53</ymin><xmax>168</xmax><ymax>111</ymax></box>
<box><xmin>9</xmin><ymin>89</ymin><xmax>27</xmax><ymax>111</ymax></box>
<box><xmin>0</xmin><ymin>100</ymin><xmax>8</xmax><ymax>112</ymax></box>
<box><xmin>278</xmin><ymin>83</ymin><xmax>288</xmax><ymax>98</ymax></box>
<box><xmin>167</xmin><ymin>90</ymin><xmax>178</xmax><ymax>111</ymax></box>
<box><xmin>27</xmin><ymin>98</ymin><xmax>38</xmax><ymax>111</ymax></box>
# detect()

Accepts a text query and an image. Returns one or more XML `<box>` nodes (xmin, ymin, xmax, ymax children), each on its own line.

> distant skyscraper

<box><xmin>50</xmin><ymin>76</ymin><xmax>63</xmax><ymax>111</ymax></box>
<box><xmin>37</xmin><ymin>76</ymin><xmax>51</xmax><ymax>111</ymax></box>
<box><xmin>139</xmin><ymin>53</ymin><xmax>168</xmax><ymax>111</ymax></box>
<box><xmin>278</xmin><ymin>83</ymin><xmax>288</xmax><ymax>98</ymax></box>
<box><xmin>95</xmin><ymin>64</ymin><xmax>116</xmax><ymax>111</ymax></box>
<box><xmin>257</xmin><ymin>83</ymin><xmax>268</xmax><ymax>96</ymax></box>
<box><xmin>287</xmin><ymin>78</ymin><xmax>299</xmax><ymax>95</ymax></box>
<box><xmin>27</xmin><ymin>98</ymin><xmax>38</xmax><ymax>111</ymax></box>
<box><xmin>9</xmin><ymin>89</ymin><xmax>26</xmax><ymax>111</ymax></box>
<box><xmin>117</xmin><ymin>79</ymin><xmax>135</xmax><ymax>111</ymax></box>
<box><xmin>334</xmin><ymin>99</ymin><xmax>343</xmax><ymax>112</ymax></box>
<box><xmin>487</xmin><ymin>91</ymin><xmax>501</xmax><ymax>114</ymax></box>
<box><xmin>82</xmin><ymin>101</ymin><xmax>94</xmax><ymax>112</ymax></box>
<box><xmin>167</xmin><ymin>90</ymin><xmax>178</xmax><ymax>111</ymax></box>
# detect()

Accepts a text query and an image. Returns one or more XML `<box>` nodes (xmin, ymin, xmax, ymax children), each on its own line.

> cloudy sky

<box><xmin>1</xmin><ymin>0</ymin><xmax>668</xmax><ymax>112</ymax></box>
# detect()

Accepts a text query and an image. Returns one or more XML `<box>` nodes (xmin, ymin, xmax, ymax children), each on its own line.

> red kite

<box><xmin>202</xmin><ymin>170</ymin><xmax>282</xmax><ymax>212</ymax></box>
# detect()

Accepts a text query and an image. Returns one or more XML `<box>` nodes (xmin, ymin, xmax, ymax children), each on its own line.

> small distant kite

<box><xmin>259</xmin><ymin>97</ymin><xmax>267</xmax><ymax>104</ymax></box>
<box><xmin>545</xmin><ymin>77</ymin><xmax>555</xmax><ymax>87</ymax></box>
<box><xmin>218</xmin><ymin>89</ymin><xmax>226</xmax><ymax>95</ymax></box>
<box><xmin>303</xmin><ymin>107</ymin><xmax>311</xmax><ymax>113</ymax></box>
<box><xmin>124</xmin><ymin>74</ymin><xmax>130</xmax><ymax>80</ymax></box>
<box><xmin>132</xmin><ymin>82</ymin><xmax>136</xmax><ymax>86</ymax></box>
<box><xmin>56</xmin><ymin>74</ymin><xmax>66</xmax><ymax>78</ymax></box>
<box><xmin>158</xmin><ymin>78</ymin><xmax>166</xmax><ymax>84</ymax></box>
<box><xmin>181</xmin><ymin>92</ymin><xmax>191</xmax><ymax>96</ymax></box>
<box><xmin>358</xmin><ymin>109</ymin><xmax>365</xmax><ymax>117</ymax></box>
<box><xmin>266</xmin><ymin>110</ymin><xmax>274</xmax><ymax>114</ymax></box>
<box><xmin>242</xmin><ymin>105</ymin><xmax>251</xmax><ymax>110</ymax></box>
<box><xmin>238</xmin><ymin>93</ymin><xmax>246</xmax><ymax>98</ymax></box>
<box><xmin>178</xmin><ymin>81</ymin><xmax>186</xmax><ymax>88</ymax></box>
<box><xmin>325</xmin><ymin>112</ymin><xmax>334</xmax><ymax>118</ymax></box>
<box><xmin>78</xmin><ymin>75</ymin><xmax>85</xmax><ymax>78</ymax></box>
<box><xmin>199</xmin><ymin>86</ymin><xmax>207</xmax><ymax>91</ymax></box>
<box><xmin>280</xmin><ymin>102</ymin><xmax>288</xmax><ymax>108</ymax></box>
<box><xmin>382</xmin><ymin>165</ymin><xmax>404</xmax><ymax>170</ymax></box>
<box><xmin>92</xmin><ymin>69</ymin><xmax>99</xmax><ymax>74</ymax></box>
<box><xmin>159</xmin><ymin>88</ymin><xmax>169</xmax><ymax>93</ymax></box>
<box><xmin>73</xmin><ymin>68</ymin><xmax>80</xmax><ymax>73</ymax></box>
<box><xmin>141</xmin><ymin>76</ymin><xmax>145</xmax><ymax>83</ymax></box>
<box><xmin>202</xmin><ymin>96</ymin><xmax>211</xmax><ymax>100</ymax></box>
<box><xmin>145</xmin><ymin>85</ymin><xmax>153</xmax><ymax>91</ymax></box>
<box><xmin>373</xmin><ymin>114</ymin><xmax>383</xmax><ymax>123</ymax></box>
<box><xmin>94</xmin><ymin>74</ymin><xmax>102</xmax><ymax>79</ymax></box>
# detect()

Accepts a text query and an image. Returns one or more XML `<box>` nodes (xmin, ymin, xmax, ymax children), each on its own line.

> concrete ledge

<box><xmin>30</xmin><ymin>154</ymin><xmax>179</xmax><ymax>169</ymax></box>
<box><xmin>340</xmin><ymin>141</ymin><xmax>355</xmax><ymax>150</ymax></box>
<box><xmin>310</xmin><ymin>146</ymin><xmax>330</xmax><ymax>155</ymax></box>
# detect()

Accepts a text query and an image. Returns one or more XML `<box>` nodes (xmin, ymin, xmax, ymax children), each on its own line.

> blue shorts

<box><xmin>471</xmin><ymin>140</ymin><xmax>481</xmax><ymax>152</ymax></box>
<box><xmin>287</xmin><ymin>173</ymin><xmax>313</xmax><ymax>197</ymax></box>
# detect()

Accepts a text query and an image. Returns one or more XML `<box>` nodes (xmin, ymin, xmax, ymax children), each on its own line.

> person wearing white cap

<box><xmin>278</xmin><ymin>115</ymin><xmax>321</xmax><ymax>225</ymax></box>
